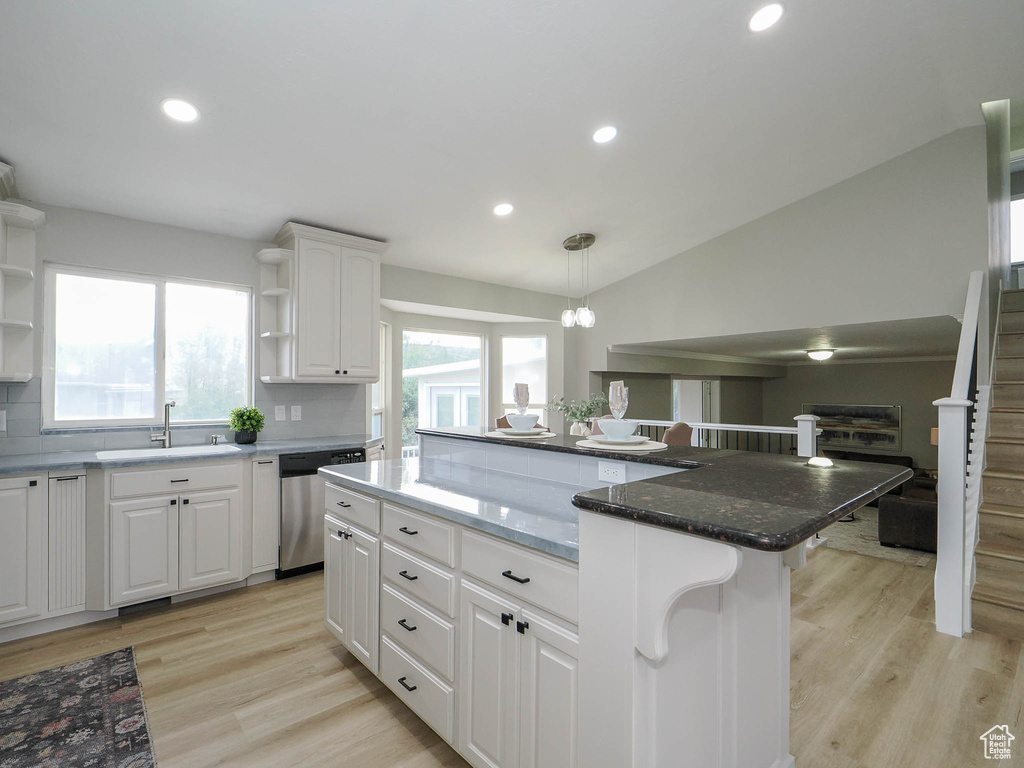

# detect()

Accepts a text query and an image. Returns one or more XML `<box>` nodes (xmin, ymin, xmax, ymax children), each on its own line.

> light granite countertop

<box><xmin>320</xmin><ymin>458</ymin><xmax>583</xmax><ymax>562</ymax></box>
<box><xmin>0</xmin><ymin>435</ymin><xmax>383</xmax><ymax>475</ymax></box>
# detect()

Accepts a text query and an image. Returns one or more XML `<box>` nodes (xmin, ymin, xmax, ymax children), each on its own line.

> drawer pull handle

<box><xmin>336</xmin><ymin>501</ymin><xmax>352</xmax><ymax>508</ymax></box>
<box><xmin>399</xmin><ymin>570</ymin><xmax>418</xmax><ymax>581</ymax></box>
<box><xmin>398</xmin><ymin>676</ymin><xmax>417</xmax><ymax>692</ymax></box>
<box><xmin>501</xmin><ymin>612</ymin><xmax>513</xmax><ymax>626</ymax></box>
<box><xmin>398</xmin><ymin>618</ymin><xmax>417</xmax><ymax>632</ymax></box>
<box><xmin>502</xmin><ymin>570</ymin><xmax>531</xmax><ymax>584</ymax></box>
<box><xmin>171</xmin><ymin>479</ymin><xmax>189</xmax><ymax>483</ymax></box>
<box><xmin>257</xmin><ymin>460</ymin><xmax>274</xmax><ymax>465</ymax></box>
<box><xmin>399</xmin><ymin>526</ymin><xmax>418</xmax><ymax>536</ymax></box>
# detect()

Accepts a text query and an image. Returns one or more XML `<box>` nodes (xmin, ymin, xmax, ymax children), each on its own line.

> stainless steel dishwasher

<box><xmin>279</xmin><ymin>448</ymin><xmax>365</xmax><ymax>577</ymax></box>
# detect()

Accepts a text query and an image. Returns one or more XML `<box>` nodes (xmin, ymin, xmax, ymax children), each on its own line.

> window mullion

<box><xmin>154</xmin><ymin>279</ymin><xmax>167</xmax><ymax>423</ymax></box>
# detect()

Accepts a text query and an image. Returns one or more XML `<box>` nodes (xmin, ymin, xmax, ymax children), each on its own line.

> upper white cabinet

<box><xmin>0</xmin><ymin>475</ymin><xmax>45</xmax><ymax>625</ymax></box>
<box><xmin>261</xmin><ymin>223</ymin><xmax>385</xmax><ymax>384</ymax></box>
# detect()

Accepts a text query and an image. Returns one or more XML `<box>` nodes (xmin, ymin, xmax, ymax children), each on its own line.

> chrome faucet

<box><xmin>152</xmin><ymin>401</ymin><xmax>176</xmax><ymax>448</ymax></box>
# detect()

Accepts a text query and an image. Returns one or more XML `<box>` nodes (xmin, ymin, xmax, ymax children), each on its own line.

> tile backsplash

<box><xmin>0</xmin><ymin>379</ymin><xmax>368</xmax><ymax>456</ymax></box>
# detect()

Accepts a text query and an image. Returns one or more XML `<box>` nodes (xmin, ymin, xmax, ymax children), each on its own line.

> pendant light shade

<box><xmin>562</xmin><ymin>233</ymin><xmax>596</xmax><ymax>329</ymax></box>
<box><xmin>575</xmin><ymin>306</ymin><xmax>596</xmax><ymax>327</ymax></box>
<box><xmin>561</xmin><ymin>308</ymin><xmax>577</xmax><ymax>328</ymax></box>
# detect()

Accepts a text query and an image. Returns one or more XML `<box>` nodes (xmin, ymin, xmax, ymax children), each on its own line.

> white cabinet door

<box><xmin>251</xmin><ymin>459</ymin><xmax>280</xmax><ymax>572</ymax></box>
<box><xmin>295</xmin><ymin>237</ymin><xmax>343</xmax><ymax>377</ymax></box>
<box><xmin>48</xmin><ymin>474</ymin><xmax>86</xmax><ymax>612</ymax></box>
<box><xmin>325</xmin><ymin>516</ymin><xmax>348</xmax><ymax>644</ymax></box>
<box><xmin>178</xmin><ymin>489</ymin><xmax>242</xmax><ymax>591</ymax></box>
<box><xmin>518</xmin><ymin>610</ymin><xmax>579</xmax><ymax>768</ymax></box>
<box><xmin>339</xmin><ymin>247</ymin><xmax>380</xmax><ymax>381</ymax></box>
<box><xmin>110</xmin><ymin>496</ymin><xmax>179</xmax><ymax>606</ymax></box>
<box><xmin>345</xmin><ymin>526</ymin><xmax>380</xmax><ymax>674</ymax></box>
<box><xmin>0</xmin><ymin>476</ymin><xmax>44</xmax><ymax>624</ymax></box>
<box><xmin>459</xmin><ymin>580</ymin><xmax>520</xmax><ymax>768</ymax></box>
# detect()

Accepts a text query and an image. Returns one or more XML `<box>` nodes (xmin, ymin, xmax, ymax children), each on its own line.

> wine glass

<box><xmin>609</xmin><ymin>383</ymin><xmax>629</xmax><ymax>420</ymax></box>
<box><xmin>513</xmin><ymin>383</ymin><xmax>530</xmax><ymax>415</ymax></box>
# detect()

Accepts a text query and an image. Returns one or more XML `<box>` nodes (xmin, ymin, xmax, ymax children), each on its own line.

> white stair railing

<box><xmin>597</xmin><ymin>416</ymin><xmax>821</xmax><ymax>458</ymax></box>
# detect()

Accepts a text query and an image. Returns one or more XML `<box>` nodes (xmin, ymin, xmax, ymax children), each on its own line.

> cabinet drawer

<box><xmin>462</xmin><ymin>530</ymin><xmax>578</xmax><ymax>623</ymax></box>
<box><xmin>326</xmin><ymin>483</ymin><xmax>380</xmax><ymax>533</ymax></box>
<box><xmin>381</xmin><ymin>636</ymin><xmax>454</xmax><ymax>743</ymax></box>
<box><xmin>382</xmin><ymin>584</ymin><xmax>455</xmax><ymax>680</ymax></box>
<box><xmin>110</xmin><ymin>461</ymin><xmax>240</xmax><ymax>499</ymax></box>
<box><xmin>383</xmin><ymin>503</ymin><xmax>454</xmax><ymax>567</ymax></box>
<box><xmin>382</xmin><ymin>543</ymin><xmax>455</xmax><ymax>617</ymax></box>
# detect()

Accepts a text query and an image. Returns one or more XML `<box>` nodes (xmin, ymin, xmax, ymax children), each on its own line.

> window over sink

<box><xmin>43</xmin><ymin>266</ymin><xmax>252</xmax><ymax>428</ymax></box>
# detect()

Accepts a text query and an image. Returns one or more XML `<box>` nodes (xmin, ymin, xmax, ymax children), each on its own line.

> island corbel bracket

<box><xmin>634</xmin><ymin>525</ymin><xmax>742</xmax><ymax>663</ymax></box>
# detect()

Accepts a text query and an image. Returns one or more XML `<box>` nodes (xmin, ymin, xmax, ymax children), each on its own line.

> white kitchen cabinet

<box><xmin>110</xmin><ymin>495</ymin><xmax>179</xmax><ymax>606</ymax></box>
<box><xmin>178</xmin><ymin>488</ymin><xmax>242</xmax><ymax>591</ymax></box>
<box><xmin>48</xmin><ymin>474</ymin><xmax>86</xmax><ymax>612</ymax></box>
<box><xmin>324</xmin><ymin>514</ymin><xmax>380</xmax><ymax>674</ymax></box>
<box><xmin>459</xmin><ymin>580</ymin><xmax>521</xmax><ymax>768</ymax></box>
<box><xmin>296</xmin><ymin>237</ymin><xmax>343</xmax><ymax>377</ymax></box>
<box><xmin>251</xmin><ymin>458</ymin><xmax>280</xmax><ymax>572</ymax></box>
<box><xmin>518</xmin><ymin>609</ymin><xmax>579</xmax><ymax>768</ymax></box>
<box><xmin>0</xmin><ymin>475</ymin><xmax>45</xmax><ymax>624</ymax></box>
<box><xmin>339</xmin><ymin>247</ymin><xmax>380</xmax><ymax>379</ymax></box>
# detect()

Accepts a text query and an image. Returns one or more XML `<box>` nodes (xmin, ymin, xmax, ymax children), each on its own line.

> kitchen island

<box><xmin>320</xmin><ymin>427</ymin><xmax>911</xmax><ymax>768</ymax></box>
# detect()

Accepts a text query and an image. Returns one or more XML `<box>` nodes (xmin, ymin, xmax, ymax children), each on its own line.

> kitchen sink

<box><xmin>95</xmin><ymin>444</ymin><xmax>245</xmax><ymax>460</ymax></box>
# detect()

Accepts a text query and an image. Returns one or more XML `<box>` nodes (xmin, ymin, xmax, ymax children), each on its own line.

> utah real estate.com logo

<box><xmin>980</xmin><ymin>725</ymin><xmax>1014</xmax><ymax>760</ymax></box>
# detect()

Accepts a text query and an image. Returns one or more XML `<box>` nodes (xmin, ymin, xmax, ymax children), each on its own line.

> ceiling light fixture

<box><xmin>593</xmin><ymin>126</ymin><xmax>618</xmax><ymax>144</ymax></box>
<box><xmin>563</xmin><ymin>233</ymin><xmax>596</xmax><ymax>328</ymax></box>
<box><xmin>160</xmin><ymin>98</ymin><xmax>200</xmax><ymax>123</ymax></box>
<box><xmin>748</xmin><ymin>3</ymin><xmax>784</xmax><ymax>32</ymax></box>
<box><xmin>493</xmin><ymin>203</ymin><xmax>514</xmax><ymax>216</ymax></box>
<box><xmin>806</xmin><ymin>349</ymin><xmax>835</xmax><ymax>361</ymax></box>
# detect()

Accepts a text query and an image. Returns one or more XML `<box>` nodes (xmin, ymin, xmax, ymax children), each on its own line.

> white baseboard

<box><xmin>170</xmin><ymin>579</ymin><xmax>247</xmax><ymax>604</ymax></box>
<box><xmin>246</xmin><ymin>570</ymin><xmax>277</xmax><ymax>586</ymax></box>
<box><xmin>0</xmin><ymin>609</ymin><xmax>119</xmax><ymax>644</ymax></box>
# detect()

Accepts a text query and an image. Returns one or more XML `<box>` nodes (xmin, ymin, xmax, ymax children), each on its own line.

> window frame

<box><xmin>42</xmin><ymin>263</ymin><xmax>253</xmax><ymax>430</ymax></box>
<box><xmin>499</xmin><ymin>334</ymin><xmax>549</xmax><ymax>415</ymax></box>
<box><xmin>371</xmin><ymin>322</ymin><xmax>388</xmax><ymax>439</ymax></box>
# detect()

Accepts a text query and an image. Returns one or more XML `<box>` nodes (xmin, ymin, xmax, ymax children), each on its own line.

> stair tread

<box><xmin>980</xmin><ymin>502</ymin><xmax>1024</xmax><ymax>516</ymax></box>
<box><xmin>984</xmin><ymin>469</ymin><xmax>1024</xmax><ymax>480</ymax></box>
<box><xmin>977</xmin><ymin>544</ymin><xmax>1024</xmax><ymax>563</ymax></box>
<box><xmin>987</xmin><ymin>436</ymin><xmax>1024</xmax><ymax>444</ymax></box>
<box><xmin>972</xmin><ymin>588</ymin><xmax>1024</xmax><ymax>613</ymax></box>
<box><xmin>990</xmin><ymin>406</ymin><xmax>1024</xmax><ymax>413</ymax></box>
<box><xmin>994</xmin><ymin>381</ymin><xmax>1024</xmax><ymax>385</ymax></box>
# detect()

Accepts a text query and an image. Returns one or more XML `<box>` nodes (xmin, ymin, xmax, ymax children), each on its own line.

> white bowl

<box><xmin>599</xmin><ymin>418</ymin><xmax>639</xmax><ymax>442</ymax></box>
<box><xmin>506</xmin><ymin>413</ymin><xmax>539</xmax><ymax>432</ymax></box>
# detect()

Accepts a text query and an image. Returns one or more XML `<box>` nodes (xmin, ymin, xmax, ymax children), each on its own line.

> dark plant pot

<box><xmin>234</xmin><ymin>430</ymin><xmax>258</xmax><ymax>445</ymax></box>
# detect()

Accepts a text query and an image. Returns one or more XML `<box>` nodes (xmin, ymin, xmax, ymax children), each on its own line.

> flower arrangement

<box><xmin>229</xmin><ymin>406</ymin><xmax>265</xmax><ymax>444</ymax></box>
<box><xmin>547</xmin><ymin>393</ymin><xmax>608</xmax><ymax>425</ymax></box>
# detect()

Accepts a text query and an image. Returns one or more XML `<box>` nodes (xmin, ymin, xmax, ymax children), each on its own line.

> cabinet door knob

<box><xmin>331</xmin><ymin>530</ymin><xmax>345</xmax><ymax>541</ymax></box>
<box><xmin>170</xmin><ymin>499</ymin><xmax>177</xmax><ymax>506</ymax></box>
<box><xmin>398</xmin><ymin>570</ymin><xmax>418</xmax><ymax>581</ymax></box>
<box><xmin>182</xmin><ymin>499</ymin><xmax>190</xmax><ymax>505</ymax></box>
<box><xmin>399</xmin><ymin>526</ymin><xmax>418</xmax><ymax>536</ymax></box>
<box><xmin>502</xmin><ymin>570</ymin><xmax>530</xmax><ymax>584</ymax></box>
<box><xmin>335</xmin><ymin>370</ymin><xmax>340</xmax><ymax>374</ymax></box>
<box><xmin>342</xmin><ymin>531</ymin><xmax>352</xmax><ymax>540</ymax></box>
<box><xmin>501</xmin><ymin>612</ymin><xmax>513</xmax><ymax>626</ymax></box>
<box><xmin>398</xmin><ymin>618</ymin><xmax>417</xmax><ymax>632</ymax></box>
<box><xmin>516</xmin><ymin>620</ymin><xmax>529</xmax><ymax>635</ymax></box>
<box><xmin>342</xmin><ymin>370</ymin><xmax>348</xmax><ymax>375</ymax></box>
<box><xmin>398</xmin><ymin>676</ymin><xmax>417</xmax><ymax>692</ymax></box>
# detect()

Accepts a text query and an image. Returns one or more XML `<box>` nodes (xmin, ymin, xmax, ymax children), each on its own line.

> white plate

<box><xmin>497</xmin><ymin>427</ymin><xmax>548</xmax><ymax>436</ymax></box>
<box><xmin>485</xmin><ymin>430</ymin><xmax>557</xmax><ymax>440</ymax></box>
<box><xmin>588</xmin><ymin>434</ymin><xmax>650</xmax><ymax>445</ymax></box>
<box><xmin>575</xmin><ymin>439</ymin><xmax>668</xmax><ymax>452</ymax></box>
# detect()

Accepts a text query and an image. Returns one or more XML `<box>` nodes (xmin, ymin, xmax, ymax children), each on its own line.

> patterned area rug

<box><xmin>819</xmin><ymin>506</ymin><xmax>936</xmax><ymax>568</ymax></box>
<box><xmin>0</xmin><ymin>647</ymin><xmax>156</xmax><ymax>768</ymax></box>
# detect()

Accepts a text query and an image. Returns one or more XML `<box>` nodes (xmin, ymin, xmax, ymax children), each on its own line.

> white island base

<box><xmin>580</xmin><ymin>509</ymin><xmax>799</xmax><ymax>768</ymax></box>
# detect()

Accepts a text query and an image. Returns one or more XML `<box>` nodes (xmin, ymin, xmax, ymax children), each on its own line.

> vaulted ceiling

<box><xmin>1</xmin><ymin>0</ymin><xmax>1021</xmax><ymax>293</ymax></box>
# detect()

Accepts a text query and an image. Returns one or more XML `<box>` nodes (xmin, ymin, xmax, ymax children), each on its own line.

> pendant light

<box><xmin>561</xmin><ymin>240</ymin><xmax>576</xmax><ymax>327</ymax></box>
<box><xmin>562</xmin><ymin>233</ymin><xmax>596</xmax><ymax>328</ymax></box>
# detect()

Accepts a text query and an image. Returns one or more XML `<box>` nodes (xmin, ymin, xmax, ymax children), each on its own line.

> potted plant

<box><xmin>229</xmin><ymin>406</ymin><xmax>265</xmax><ymax>445</ymax></box>
<box><xmin>547</xmin><ymin>393</ymin><xmax>609</xmax><ymax>436</ymax></box>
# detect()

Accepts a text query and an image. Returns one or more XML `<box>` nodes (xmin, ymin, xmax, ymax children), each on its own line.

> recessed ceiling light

<box><xmin>160</xmin><ymin>98</ymin><xmax>200</xmax><ymax>123</ymax></box>
<box><xmin>806</xmin><ymin>349</ymin><xmax>835</xmax><ymax>361</ymax></box>
<box><xmin>748</xmin><ymin>3</ymin><xmax>784</xmax><ymax>32</ymax></box>
<box><xmin>493</xmin><ymin>203</ymin><xmax>514</xmax><ymax>216</ymax></box>
<box><xmin>593</xmin><ymin>126</ymin><xmax>618</xmax><ymax>144</ymax></box>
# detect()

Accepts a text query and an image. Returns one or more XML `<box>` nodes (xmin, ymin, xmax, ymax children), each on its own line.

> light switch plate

<box><xmin>598</xmin><ymin>460</ymin><xmax>625</xmax><ymax>484</ymax></box>
<box><xmin>0</xmin><ymin>410</ymin><xmax>6</xmax><ymax>432</ymax></box>
<box><xmin>291</xmin><ymin>405</ymin><xmax>301</xmax><ymax>421</ymax></box>
<box><xmin>275</xmin><ymin>405</ymin><xmax>286</xmax><ymax>421</ymax></box>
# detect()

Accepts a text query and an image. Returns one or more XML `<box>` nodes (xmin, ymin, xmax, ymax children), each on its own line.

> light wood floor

<box><xmin>1</xmin><ymin>548</ymin><xmax>1020</xmax><ymax>767</ymax></box>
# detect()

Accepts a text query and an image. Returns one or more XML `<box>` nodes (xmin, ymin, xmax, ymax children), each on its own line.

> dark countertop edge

<box><xmin>0</xmin><ymin>435</ymin><xmax>384</xmax><ymax>474</ymax></box>
<box><xmin>319</xmin><ymin>465</ymin><xmax>580</xmax><ymax>563</ymax></box>
<box><xmin>416</xmin><ymin>428</ymin><xmax>708</xmax><ymax>469</ymax></box>
<box><xmin>571</xmin><ymin>466</ymin><xmax>913</xmax><ymax>552</ymax></box>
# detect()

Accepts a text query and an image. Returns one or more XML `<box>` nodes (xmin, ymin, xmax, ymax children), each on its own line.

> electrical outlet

<box><xmin>598</xmin><ymin>460</ymin><xmax>625</xmax><ymax>484</ymax></box>
<box><xmin>275</xmin><ymin>405</ymin><xmax>286</xmax><ymax>421</ymax></box>
<box><xmin>291</xmin><ymin>405</ymin><xmax>301</xmax><ymax>421</ymax></box>
<box><xmin>0</xmin><ymin>410</ymin><xmax>6</xmax><ymax>432</ymax></box>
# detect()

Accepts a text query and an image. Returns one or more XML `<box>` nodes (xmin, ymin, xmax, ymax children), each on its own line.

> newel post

<box><xmin>794</xmin><ymin>415</ymin><xmax>820</xmax><ymax>458</ymax></box>
<box><xmin>933</xmin><ymin>397</ymin><xmax>973</xmax><ymax>637</ymax></box>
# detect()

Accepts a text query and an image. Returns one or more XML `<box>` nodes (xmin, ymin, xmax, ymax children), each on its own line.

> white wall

<box><xmin>569</xmin><ymin>127</ymin><xmax>990</xmax><ymax>397</ymax></box>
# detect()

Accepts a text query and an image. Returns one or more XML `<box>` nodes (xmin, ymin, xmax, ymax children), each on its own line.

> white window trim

<box><xmin>42</xmin><ymin>263</ymin><xmax>253</xmax><ymax>430</ymax></box>
<box><xmin>499</xmin><ymin>333</ymin><xmax>548</xmax><ymax>413</ymax></box>
<box><xmin>371</xmin><ymin>322</ymin><xmax>388</xmax><ymax>439</ymax></box>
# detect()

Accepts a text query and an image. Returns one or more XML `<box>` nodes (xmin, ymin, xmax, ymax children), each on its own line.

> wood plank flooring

<box><xmin>1</xmin><ymin>548</ymin><xmax>1021</xmax><ymax>767</ymax></box>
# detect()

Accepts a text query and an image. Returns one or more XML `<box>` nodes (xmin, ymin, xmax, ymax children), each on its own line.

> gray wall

<box><xmin>0</xmin><ymin>202</ymin><xmax>368</xmax><ymax>454</ymax></box>
<box><xmin>570</xmin><ymin>127</ymin><xmax>989</xmax><ymax>398</ymax></box>
<box><xmin>761</xmin><ymin>359</ymin><xmax>956</xmax><ymax>468</ymax></box>
<box><xmin>720</xmin><ymin>378</ymin><xmax>763</xmax><ymax>426</ymax></box>
<box><xmin>598</xmin><ymin>373</ymin><xmax>673</xmax><ymax>421</ymax></box>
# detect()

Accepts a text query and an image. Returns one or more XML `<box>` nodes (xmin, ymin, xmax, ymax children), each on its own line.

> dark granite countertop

<box><xmin>419</xmin><ymin>427</ymin><xmax>912</xmax><ymax>552</ymax></box>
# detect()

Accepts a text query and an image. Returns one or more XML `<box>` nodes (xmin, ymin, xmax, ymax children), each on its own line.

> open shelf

<box><xmin>260</xmin><ymin>287</ymin><xmax>290</xmax><ymax>298</ymax></box>
<box><xmin>0</xmin><ymin>318</ymin><xmax>33</xmax><ymax>330</ymax></box>
<box><xmin>260</xmin><ymin>331</ymin><xmax>291</xmax><ymax>339</ymax></box>
<box><xmin>255</xmin><ymin>248</ymin><xmax>292</xmax><ymax>265</ymax></box>
<box><xmin>0</xmin><ymin>372</ymin><xmax>33</xmax><ymax>383</ymax></box>
<box><xmin>0</xmin><ymin>264</ymin><xmax>34</xmax><ymax>279</ymax></box>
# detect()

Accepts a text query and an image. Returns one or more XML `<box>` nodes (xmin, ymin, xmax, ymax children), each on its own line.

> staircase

<box><xmin>973</xmin><ymin>288</ymin><xmax>1024</xmax><ymax>636</ymax></box>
